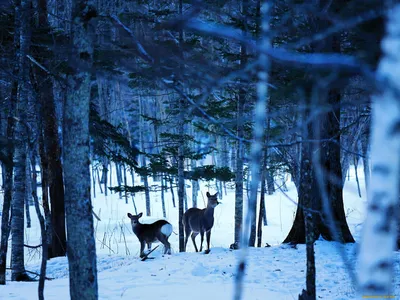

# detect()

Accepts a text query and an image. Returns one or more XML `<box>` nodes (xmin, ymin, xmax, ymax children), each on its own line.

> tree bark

<box><xmin>24</xmin><ymin>155</ymin><xmax>31</xmax><ymax>228</ymax></box>
<box><xmin>358</xmin><ymin>5</ymin><xmax>400</xmax><ymax>296</ymax></box>
<box><xmin>317</xmin><ymin>37</ymin><xmax>354</xmax><ymax>243</ymax></box>
<box><xmin>299</xmin><ymin>103</ymin><xmax>317</xmax><ymax>300</ymax></box>
<box><xmin>284</xmin><ymin>17</ymin><xmax>354</xmax><ymax>246</ymax></box>
<box><xmin>233</xmin><ymin>4</ymin><xmax>247</xmax><ymax>248</ymax></box>
<box><xmin>0</xmin><ymin>78</ymin><xmax>17</xmax><ymax>285</ymax></box>
<box><xmin>361</xmin><ymin>128</ymin><xmax>370</xmax><ymax>192</ymax></box>
<box><xmin>33</xmin><ymin>0</ymin><xmax>67</xmax><ymax>256</ymax></box>
<box><xmin>63</xmin><ymin>0</ymin><xmax>98</xmax><ymax>297</ymax></box>
<box><xmin>11</xmin><ymin>0</ymin><xmax>31</xmax><ymax>281</ymax></box>
<box><xmin>139</xmin><ymin>95</ymin><xmax>151</xmax><ymax>216</ymax></box>
<box><xmin>234</xmin><ymin>1</ymin><xmax>269</xmax><ymax>298</ymax></box>
<box><xmin>30</xmin><ymin>150</ymin><xmax>48</xmax><ymax>300</ymax></box>
<box><xmin>177</xmin><ymin>0</ymin><xmax>185</xmax><ymax>253</ymax></box>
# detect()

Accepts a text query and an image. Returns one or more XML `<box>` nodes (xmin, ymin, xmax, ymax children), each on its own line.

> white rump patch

<box><xmin>161</xmin><ymin>224</ymin><xmax>173</xmax><ymax>237</ymax></box>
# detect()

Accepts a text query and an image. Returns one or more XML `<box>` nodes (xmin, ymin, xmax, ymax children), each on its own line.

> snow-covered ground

<box><xmin>1</xmin><ymin>165</ymin><xmax>400</xmax><ymax>299</ymax></box>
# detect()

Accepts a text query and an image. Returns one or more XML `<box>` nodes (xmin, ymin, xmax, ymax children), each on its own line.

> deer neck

<box><xmin>132</xmin><ymin>222</ymin><xmax>143</xmax><ymax>234</ymax></box>
<box><xmin>204</xmin><ymin>205</ymin><xmax>215</xmax><ymax>218</ymax></box>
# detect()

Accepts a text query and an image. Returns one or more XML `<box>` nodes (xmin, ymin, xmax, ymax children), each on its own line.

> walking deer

<box><xmin>127</xmin><ymin>212</ymin><xmax>173</xmax><ymax>258</ymax></box>
<box><xmin>183</xmin><ymin>192</ymin><xmax>220</xmax><ymax>254</ymax></box>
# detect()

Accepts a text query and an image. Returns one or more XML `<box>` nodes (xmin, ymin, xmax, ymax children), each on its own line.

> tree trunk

<box><xmin>33</xmin><ymin>42</ymin><xmax>67</xmax><ymax>257</ymax></box>
<box><xmin>101</xmin><ymin>159</ymin><xmax>108</xmax><ymax>196</ymax></box>
<box><xmin>299</xmin><ymin>116</ymin><xmax>317</xmax><ymax>300</ymax></box>
<box><xmin>139</xmin><ymin>95</ymin><xmax>151</xmax><ymax>216</ymax></box>
<box><xmin>284</xmin><ymin>23</ymin><xmax>354</xmax><ymax>246</ymax></box>
<box><xmin>30</xmin><ymin>150</ymin><xmax>48</xmax><ymax>300</ymax></box>
<box><xmin>317</xmin><ymin>70</ymin><xmax>354</xmax><ymax>243</ymax></box>
<box><xmin>361</xmin><ymin>128</ymin><xmax>370</xmax><ymax>192</ymax></box>
<box><xmin>257</xmin><ymin>148</ymin><xmax>269</xmax><ymax>247</ymax></box>
<box><xmin>161</xmin><ymin>174</ymin><xmax>166</xmax><ymax>218</ymax></box>
<box><xmin>63</xmin><ymin>0</ymin><xmax>98</xmax><ymax>297</ymax></box>
<box><xmin>0</xmin><ymin>79</ymin><xmax>17</xmax><ymax>284</ymax></box>
<box><xmin>283</xmin><ymin>89</ymin><xmax>311</xmax><ymax>244</ymax></box>
<box><xmin>266</xmin><ymin>167</ymin><xmax>275</xmax><ymax>195</ymax></box>
<box><xmin>37</xmin><ymin>121</ymin><xmax>53</xmax><ymax>260</ymax></box>
<box><xmin>11</xmin><ymin>0</ymin><xmax>31</xmax><ymax>281</ymax></box>
<box><xmin>191</xmin><ymin>159</ymin><xmax>198</xmax><ymax>208</ymax></box>
<box><xmin>24</xmin><ymin>154</ymin><xmax>31</xmax><ymax>229</ymax></box>
<box><xmin>122</xmin><ymin>164</ymin><xmax>127</xmax><ymax>203</ymax></box>
<box><xmin>116</xmin><ymin>163</ymin><xmax>122</xmax><ymax>199</ymax></box>
<box><xmin>234</xmin><ymin>1</ymin><xmax>269</xmax><ymax>298</ymax></box>
<box><xmin>358</xmin><ymin>5</ymin><xmax>400</xmax><ymax>296</ymax></box>
<box><xmin>169</xmin><ymin>176</ymin><xmax>176</xmax><ymax>208</ymax></box>
<box><xmin>354</xmin><ymin>155</ymin><xmax>362</xmax><ymax>198</ymax></box>
<box><xmin>177</xmin><ymin>0</ymin><xmax>185</xmax><ymax>253</ymax></box>
<box><xmin>233</xmin><ymin>27</ymin><xmax>246</xmax><ymax>249</ymax></box>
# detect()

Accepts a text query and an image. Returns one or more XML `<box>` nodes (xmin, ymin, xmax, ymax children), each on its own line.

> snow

<box><xmin>1</xmin><ymin>164</ymin><xmax>400</xmax><ymax>299</ymax></box>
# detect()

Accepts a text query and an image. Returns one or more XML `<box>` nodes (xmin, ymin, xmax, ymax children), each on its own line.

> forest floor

<box><xmin>1</xmin><ymin>165</ymin><xmax>400</xmax><ymax>299</ymax></box>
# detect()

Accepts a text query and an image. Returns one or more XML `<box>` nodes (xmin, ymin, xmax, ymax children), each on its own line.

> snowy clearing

<box><xmin>1</xmin><ymin>165</ymin><xmax>400</xmax><ymax>299</ymax></box>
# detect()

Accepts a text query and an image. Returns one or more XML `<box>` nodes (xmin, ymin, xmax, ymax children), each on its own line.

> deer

<box><xmin>127</xmin><ymin>212</ymin><xmax>173</xmax><ymax>258</ymax></box>
<box><xmin>183</xmin><ymin>191</ymin><xmax>220</xmax><ymax>254</ymax></box>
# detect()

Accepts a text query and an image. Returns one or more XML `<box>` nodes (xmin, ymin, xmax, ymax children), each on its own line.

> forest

<box><xmin>0</xmin><ymin>0</ymin><xmax>399</xmax><ymax>299</ymax></box>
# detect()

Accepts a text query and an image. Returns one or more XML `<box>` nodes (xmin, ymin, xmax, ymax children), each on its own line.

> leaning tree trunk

<box><xmin>63</xmin><ymin>0</ymin><xmax>98</xmax><ymax>298</ymax></box>
<box><xmin>11</xmin><ymin>0</ymin><xmax>31</xmax><ymax>281</ymax></box>
<box><xmin>30</xmin><ymin>150</ymin><xmax>48</xmax><ymax>300</ymax></box>
<box><xmin>358</xmin><ymin>5</ymin><xmax>400</xmax><ymax>296</ymax></box>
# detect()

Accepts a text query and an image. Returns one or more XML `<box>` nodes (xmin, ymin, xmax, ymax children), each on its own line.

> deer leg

<box><xmin>206</xmin><ymin>230</ymin><xmax>211</xmax><ymax>251</ymax></box>
<box><xmin>147</xmin><ymin>242</ymin><xmax>152</xmax><ymax>251</ymax></box>
<box><xmin>139</xmin><ymin>241</ymin><xmax>146</xmax><ymax>258</ymax></box>
<box><xmin>184</xmin><ymin>232</ymin><xmax>190</xmax><ymax>252</ymax></box>
<box><xmin>184</xmin><ymin>226</ymin><xmax>192</xmax><ymax>252</ymax></box>
<box><xmin>191</xmin><ymin>232</ymin><xmax>199</xmax><ymax>252</ymax></box>
<box><xmin>157</xmin><ymin>233</ymin><xmax>171</xmax><ymax>255</ymax></box>
<box><xmin>199</xmin><ymin>231</ymin><xmax>204</xmax><ymax>252</ymax></box>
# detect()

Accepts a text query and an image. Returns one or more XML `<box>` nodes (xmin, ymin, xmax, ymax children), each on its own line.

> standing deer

<box><xmin>183</xmin><ymin>191</ymin><xmax>220</xmax><ymax>254</ymax></box>
<box><xmin>127</xmin><ymin>212</ymin><xmax>172</xmax><ymax>258</ymax></box>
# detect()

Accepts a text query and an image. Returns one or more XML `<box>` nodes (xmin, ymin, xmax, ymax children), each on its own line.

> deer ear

<box><xmin>214</xmin><ymin>192</ymin><xmax>218</xmax><ymax>196</ymax></box>
<box><xmin>206</xmin><ymin>191</ymin><xmax>210</xmax><ymax>197</ymax></box>
<box><xmin>138</xmin><ymin>212</ymin><xmax>143</xmax><ymax>218</ymax></box>
<box><xmin>127</xmin><ymin>213</ymin><xmax>133</xmax><ymax>219</ymax></box>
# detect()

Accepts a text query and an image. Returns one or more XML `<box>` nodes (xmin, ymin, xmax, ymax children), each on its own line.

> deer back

<box><xmin>128</xmin><ymin>213</ymin><xmax>172</xmax><ymax>243</ymax></box>
<box><xmin>183</xmin><ymin>192</ymin><xmax>219</xmax><ymax>232</ymax></box>
<box><xmin>184</xmin><ymin>208</ymin><xmax>208</xmax><ymax>232</ymax></box>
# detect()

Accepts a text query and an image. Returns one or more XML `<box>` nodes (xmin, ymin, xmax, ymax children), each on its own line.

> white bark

<box><xmin>357</xmin><ymin>4</ymin><xmax>400</xmax><ymax>296</ymax></box>
<box><xmin>234</xmin><ymin>1</ymin><xmax>270</xmax><ymax>299</ymax></box>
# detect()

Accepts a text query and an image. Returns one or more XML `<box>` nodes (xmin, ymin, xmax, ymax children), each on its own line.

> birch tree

<box><xmin>63</xmin><ymin>0</ymin><xmax>98</xmax><ymax>297</ymax></box>
<box><xmin>234</xmin><ymin>0</ymin><xmax>270</xmax><ymax>298</ymax></box>
<box><xmin>357</xmin><ymin>4</ymin><xmax>400</xmax><ymax>296</ymax></box>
